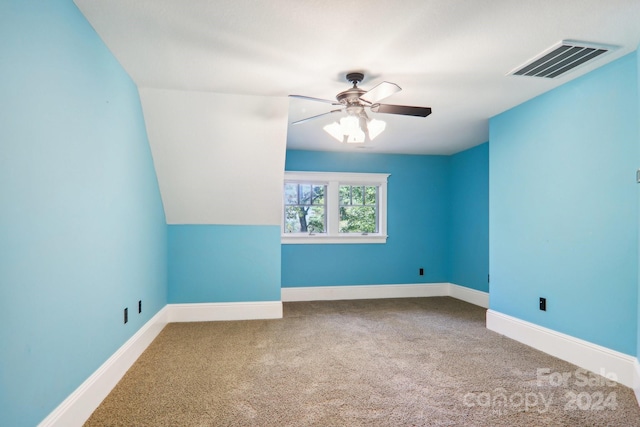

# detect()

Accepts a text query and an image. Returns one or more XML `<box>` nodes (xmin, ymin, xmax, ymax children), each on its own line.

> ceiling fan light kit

<box><xmin>291</xmin><ymin>72</ymin><xmax>431</xmax><ymax>145</ymax></box>
<box><xmin>323</xmin><ymin>115</ymin><xmax>386</xmax><ymax>144</ymax></box>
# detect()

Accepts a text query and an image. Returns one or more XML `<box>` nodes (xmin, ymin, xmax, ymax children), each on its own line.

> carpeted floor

<box><xmin>84</xmin><ymin>297</ymin><xmax>640</xmax><ymax>426</ymax></box>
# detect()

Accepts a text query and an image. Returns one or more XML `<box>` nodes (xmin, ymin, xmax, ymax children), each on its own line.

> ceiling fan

<box><xmin>290</xmin><ymin>72</ymin><xmax>432</xmax><ymax>144</ymax></box>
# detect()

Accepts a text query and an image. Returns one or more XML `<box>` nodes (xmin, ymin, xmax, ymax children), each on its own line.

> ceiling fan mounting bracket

<box><xmin>346</xmin><ymin>72</ymin><xmax>364</xmax><ymax>86</ymax></box>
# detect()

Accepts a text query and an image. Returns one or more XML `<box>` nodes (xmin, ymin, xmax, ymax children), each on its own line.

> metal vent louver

<box><xmin>509</xmin><ymin>40</ymin><xmax>618</xmax><ymax>78</ymax></box>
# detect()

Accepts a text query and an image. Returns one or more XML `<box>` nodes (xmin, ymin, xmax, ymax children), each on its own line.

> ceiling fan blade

<box><xmin>359</xmin><ymin>81</ymin><xmax>401</xmax><ymax>104</ymax></box>
<box><xmin>289</xmin><ymin>94</ymin><xmax>341</xmax><ymax>105</ymax></box>
<box><xmin>370</xmin><ymin>103</ymin><xmax>432</xmax><ymax>117</ymax></box>
<box><xmin>291</xmin><ymin>109</ymin><xmax>343</xmax><ymax>125</ymax></box>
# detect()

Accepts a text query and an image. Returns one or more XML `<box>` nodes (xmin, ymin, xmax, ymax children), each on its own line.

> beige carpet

<box><xmin>85</xmin><ymin>297</ymin><xmax>640</xmax><ymax>426</ymax></box>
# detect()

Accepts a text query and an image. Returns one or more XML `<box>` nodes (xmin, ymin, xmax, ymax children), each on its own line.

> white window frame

<box><xmin>282</xmin><ymin>171</ymin><xmax>389</xmax><ymax>244</ymax></box>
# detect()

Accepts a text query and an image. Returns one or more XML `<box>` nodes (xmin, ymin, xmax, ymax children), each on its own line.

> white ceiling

<box><xmin>75</xmin><ymin>0</ymin><xmax>640</xmax><ymax>155</ymax></box>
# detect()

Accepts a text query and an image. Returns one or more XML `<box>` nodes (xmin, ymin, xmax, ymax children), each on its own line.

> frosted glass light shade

<box><xmin>323</xmin><ymin>114</ymin><xmax>385</xmax><ymax>144</ymax></box>
<box><xmin>368</xmin><ymin>119</ymin><xmax>386</xmax><ymax>140</ymax></box>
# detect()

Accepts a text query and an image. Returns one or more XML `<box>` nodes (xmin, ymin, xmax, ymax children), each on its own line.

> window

<box><xmin>339</xmin><ymin>185</ymin><xmax>378</xmax><ymax>234</ymax></box>
<box><xmin>284</xmin><ymin>183</ymin><xmax>326</xmax><ymax>233</ymax></box>
<box><xmin>282</xmin><ymin>171</ymin><xmax>389</xmax><ymax>244</ymax></box>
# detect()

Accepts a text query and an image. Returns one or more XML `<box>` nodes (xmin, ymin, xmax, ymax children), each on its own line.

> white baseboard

<box><xmin>281</xmin><ymin>283</ymin><xmax>450</xmax><ymax>302</ymax></box>
<box><xmin>167</xmin><ymin>301</ymin><xmax>283</xmax><ymax>322</ymax></box>
<box><xmin>486</xmin><ymin>309</ymin><xmax>637</xmax><ymax>389</ymax></box>
<box><xmin>449</xmin><ymin>283</ymin><xmax>489</xmax><ymax>308</ymax></box>
<box><xmin>634</xmin><ymin>358</ymin><xmax>640</xmax><ymax>406</ymax></box>
<box><xmin>282</xmin><ymin>282</ymin><xmax>490</xmax><ymax>308</ymax></box>
<box><xmin>38</xmin><ymin>306</ymin><xmax>170</xmax><ymax>427</ymax></box>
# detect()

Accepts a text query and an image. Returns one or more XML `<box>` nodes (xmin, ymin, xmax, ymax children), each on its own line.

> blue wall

<box><xmin>0</xmin><ymin>2</ymin><xmax>167</xmax><ymax>426</ymax></box>
<box><xmin>282</xmin><ymin>150</ymin><xmax>450</xmax><ymax>286</ymax></box>
<box><xmin>637</xmin><ymin>50</ymin><xmax>640</xmax><ymax>361</ymax></box>
<box><xmin>489</xmin><ymin>53</ymin><xmax>639</xmax><ymax>355</ymax></box>
<box><xmin>449</xmin><ymin>142</ymin><xmax>490</xmax><ymax>292</ymax></box>
<box><xmin>169</xmin><ymin>225</ymin><xmax>281</xmax><ymax>303</ymax></box>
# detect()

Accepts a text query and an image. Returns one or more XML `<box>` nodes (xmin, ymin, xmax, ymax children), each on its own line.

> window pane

<box><xmin>339</xmin><ymin>206</ymin><xmax>377</xmax><ymax>233</ymax></box>
<box><xmin>284</xmin><ymin>206</ymin><xmax>300</xmax><ymax>233</ymax></box>
<box><xmin>284</xmin><ymin>183</ymin><xmax>298</xmax><ymax>205</ymax></box>
<box><xmin>284</xmin><ymin>206</ymin><xmax>325</xmax><ymax>233</ymax></box>
<box><xmin>311</xmin><ymin>185</ymin><xmax>325</xmax><ymax>205</ymax></box>
<box><xmin>365</xmin><ymin>186</ymin><xmax>377</xmax><ymax>205</ymax></box>
<box><xmin>339</xmin><ymin>185</ymin><xmax>351</xmax><ymax>206</ymax></box>
<box><xmin>351</xmin><ymin>186</ymin><xmax>364</xmax><ymax>205</ymax></box>
<box><xmin>300</xmin><ymin>184</ymin><xmax>311</xmax><ymax>204</ymax></box>
<box><xmin>307</xmin><ymin>206</ymin><xmax>325</xmax><ymax>232</ymax></box>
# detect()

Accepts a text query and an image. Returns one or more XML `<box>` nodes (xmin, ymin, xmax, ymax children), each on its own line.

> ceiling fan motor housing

<box><xmin>336</xmin><ymin>87</ymin><xmax>367</xmax><ymax>105</ymax></box>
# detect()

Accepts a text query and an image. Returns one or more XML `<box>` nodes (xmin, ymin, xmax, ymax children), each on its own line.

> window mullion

<box><xmin>327</xmin><ymin>180</ymin><xmax>340</xmax><ymax>236</ymax></box>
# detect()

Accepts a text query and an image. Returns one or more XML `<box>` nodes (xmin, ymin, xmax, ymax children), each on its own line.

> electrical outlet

<box><xmin>124</xmin><ymin>308</ymin><xmax>128</xmax><ymax>324</ymax></box>
<box><xmin>539</xmin><ymin>297</ymin><xmax>546</xmax><ymax>311</ymax></box>
<box><xmin>138</xmin><ymin>300</ymin><xmax>142</xmax><ymax>314</ymax></box>
<box><xmin>419</xmin><ymin>268</ymin><xmax>424</xmax><ymax>276</ymax></box>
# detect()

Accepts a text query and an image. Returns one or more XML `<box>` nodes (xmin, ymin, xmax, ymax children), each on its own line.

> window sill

<box><xmin>281</xmin><ymin>234</ymin><xmax>388</xmax><ymax>245</ymax></box>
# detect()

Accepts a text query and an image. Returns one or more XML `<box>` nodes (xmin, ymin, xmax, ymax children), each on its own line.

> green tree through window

<box><xmin>284</xmin><ymin>183</ymin><xmax>326</xmax><ymax>233</ymax></box>
<box><xmin>339</xmin><ymin>185</ymin><xmax>378</xmax><ymax>233</ymax></box>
